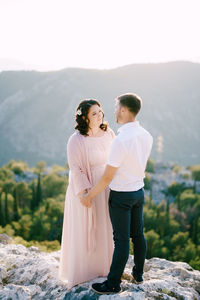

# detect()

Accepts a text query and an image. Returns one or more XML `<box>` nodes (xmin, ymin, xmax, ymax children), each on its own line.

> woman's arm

<box><xmin>67</xmin><ymin>134</ymin><xmax>92</xmax><ymax>196</ymax></box>
<box><xmin>80</xmin><ymin>165</ymin><xmax>118</xmax><ymax>207</ymax></box>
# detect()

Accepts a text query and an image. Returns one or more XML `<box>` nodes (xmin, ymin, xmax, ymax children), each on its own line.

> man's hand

<box><xmin>80</xmin><ymin>165</ymin><xmax>118</xmax><ymax>208</ymax></box>
<box><xmin>80</xmin><ymin>194</ymin><xmax>92</xmax><ymax>208</ymax></box>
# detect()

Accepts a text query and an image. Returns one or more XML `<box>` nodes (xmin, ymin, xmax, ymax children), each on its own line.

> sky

<box><xmin>0</xmin><ymin>0</ymin><xmax>200</xmax><ymax>71</ymax></box>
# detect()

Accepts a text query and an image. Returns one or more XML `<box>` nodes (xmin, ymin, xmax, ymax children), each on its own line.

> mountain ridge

<box><xmin>0</xmin><ymin>61</ymin><xmax>199</xmax><ymax>167</ymax></box>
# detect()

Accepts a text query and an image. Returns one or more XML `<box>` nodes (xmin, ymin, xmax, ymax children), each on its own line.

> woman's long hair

<box><xmin>75</xmin><ymin>99</ymin><xmax>108</xmax><ymax>136</ymax></box>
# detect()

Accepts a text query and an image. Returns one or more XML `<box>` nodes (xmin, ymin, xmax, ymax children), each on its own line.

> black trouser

<box><xmin>107</xmin><ymin>188</ymin><xmax>147</xmax><ymax>288</ymax></box>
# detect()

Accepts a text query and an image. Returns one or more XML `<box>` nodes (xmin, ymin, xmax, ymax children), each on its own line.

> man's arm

<box><xmin>80</xmin><ymin>165</ymin><xmax>118</xmax><ymax>208</ymax></box>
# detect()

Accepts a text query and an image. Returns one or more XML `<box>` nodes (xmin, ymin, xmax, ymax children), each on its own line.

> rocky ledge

<box><xmin>0</xmin><ymin>235</ymin><xmax>200</xmax><ymax>300</ymax></box>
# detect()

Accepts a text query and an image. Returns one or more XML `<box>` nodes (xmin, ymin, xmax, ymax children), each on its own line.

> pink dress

<box><xmin>59</xmin><ymin>129</ymin><xmax>114</xmax><ymax>289</ymax></box>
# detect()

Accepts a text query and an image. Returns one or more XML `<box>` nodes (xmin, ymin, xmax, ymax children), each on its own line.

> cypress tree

<box><xmin>3</xmin><ymin>180</ymin><xmax>14</xmax><ymax>225</ymax></box>
<box><xmin>36</xmin><ymin>173</ymin><xmax>42</xmax><ymax>206</ymax></box>
<box><xmin>0</xmin><ymin>192</ymin><xmax>5</xmax><ymax>226</ymax></box>
<box><xmin>149</xmin><ymin>181</ymin><xmax>153</xmax><ymax>204</ymax></box>
<box><xmin>176</xmin><ymin>194</ymin><xmax>181</xmax><ymax>211</ymax></box>
<box><xmin>30</xmin><ymin>182</ymin><xmax>36</xmax><ymax>212</ymax></box>
<box><xmin>13</xmin><ymin>187</ymin><xmax>19</xmax><ymax>221</ymax></box>
<box><xmin>166</xmin><ymin>197</ymin><xmax>170</xmax><ymax>225</ymax></box>
<box><xmin>192</xmin><ymin>215</ymin><xmax>198</xmax><ymax>245</ymax></box>
<box><xmin>4</xmin><ymin>192</ymin><xmax>9</xmax><ymax>224</ymax></box>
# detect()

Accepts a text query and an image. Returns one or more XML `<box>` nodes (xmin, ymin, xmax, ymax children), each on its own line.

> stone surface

<box><xmin>0</xmin><ymin>242</ymin><xmax>200</xmax><ymax>299</ymax></box>
<box><xmin>0</xmin><ymin>234</ymin><xmax>13</xmax><ymax>245</ymax></box>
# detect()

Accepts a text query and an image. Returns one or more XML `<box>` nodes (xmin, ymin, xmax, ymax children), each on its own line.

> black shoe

<box><xmin>132</xmin><ymin>268</ymin><xmax>143</xmax><ymax>284</ymax></box>
<box><xmin>132</xmin><ymin>274</ymin><xmax>143</xmax><ymax>284</ymax></box>
<box><xmin>91</xmin><ymin>280</ymin><xmax>121</xmax><ymax>295</ymax></box>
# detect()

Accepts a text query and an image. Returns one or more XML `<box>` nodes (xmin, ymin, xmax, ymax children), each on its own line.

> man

<box><xmin>81</xmin><ymin>93</ymin><xmax>153</xmax><ymax>295</ymax></box>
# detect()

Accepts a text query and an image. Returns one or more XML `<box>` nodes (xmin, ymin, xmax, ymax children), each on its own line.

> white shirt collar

<box><xmin>117</xmin><ymin>121</ymin><xmax>139</xmax><ymax>133</ymax></box>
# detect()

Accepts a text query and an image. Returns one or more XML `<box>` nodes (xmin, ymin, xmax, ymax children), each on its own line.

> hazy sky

<box><xmin>0</xmin><ymin>0</ymin><xmax>200</xmax><ymax>70</ymax></box>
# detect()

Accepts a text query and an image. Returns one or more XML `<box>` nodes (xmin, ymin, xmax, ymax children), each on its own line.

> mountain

<box><xmin>0</xmin><ymin>61</ymin><xmax>200</xmax><ymax>167</ymax></box>
<box><xmin>0</xmin><ymin>236</ymin><xmax>200</xmax><ymax>299</ymax></box>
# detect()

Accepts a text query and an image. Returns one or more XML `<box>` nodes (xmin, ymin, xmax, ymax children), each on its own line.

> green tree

<box><xmin>146</xmin><ymin>159</ymin><xmax>155</xmax><ymax>173</ymax></box>
<box><xmin>167</xmin><ymin>182</ymin><xmax>185</xmax><ymax>211</ymax></box>
<box><xmin>172</xmin><ymin>164</ymin><xmax>182</xmax><ymax>174</ymax></box>
<box><xmin>184</xmin><ymin>242</ymin><xmax>197</xmax><ymax>263</ymax></box>
<box><xmin>192</xmin><ymin>197</ymin><xmax>200</xmax><ymax>245</ymax></box>
<box><xmin>42</xmin><ymin>173</ymin><xmax>67</xmax><ymax>198</ymax></box>
<box><xmin>30</xmin><ymin>206</ymin><xmax>49</xmax><ymax>241</ymax></box>
<box><xmin>0</xmin><ymin>181</ymin><xmax>5</xmax><ymax>226</ymax></box>
<box><xmin>197</xmin><ymin>218</ymin><xmax>200</xmax><ymax>246</ymax></box>
<box><xmin>144</xmin><ymin>172</ymin><xmax>152</xmax><ymax>190</ymax></box>
<box><xmin>170</xmin><ymin>232</ymin><xmax>196</xmax><ymax>263</ymax></box>
<box><xmin>143</xmin><ymin>207</ymin><xmax>158</xmax><ymax>232</ymax></box>
<box><xmin>13</xmin><ymin>184</ymin><xmax>19</xmax><ymax>221</ymax></box>
<box><xmin>144</xmin><ymin>174</ymin><xmax>156</xmax><ymax>204</ymax></box>
<box><xmin>0</xmin><ymin>166</ymin><xmax>14</xmax><ymax>181</ymax></box>
<box><xmin>29</xmin><ymin>180</ymin><xmax>37</xmax><ymax>212</ymax></box>
<box><xmin>36</xmin><ymin>174</ymin><xmax>42</xmax><ymax>206</ymax></box>
<box><xmin>50</xmin><ymin>164</ymin><xmax>66</xmax><ymax>174</ymax></box>
<box><xmin>7</xmin><ymin>160</ymin><xmax>29</xmax><ymax>175</ymax></box>
<box><xmin>166</xmin><ymin>197</ymin><xmax>170</xmax><ymax>225</ymax></box>
<box><xmin>181</xmin><ymin>173</ymin><xmax>190</xmax><ymax>180</ymax></box>
<box><xmin>156</xmin><ymin>211</ymin><xmax>169</xmax><ymax>237</ymax></box>
<box><xmin>14</xmin><ymin>214</ymin><xmax>33</xmax><ymax>240</ymax></box>
<box><xmin>34</xmin><ymin>161</ymin><xmax>46</xmax><ymax>175</ymax></box>
<box><xmin>2</xmin><ymin>180</ymin><xmax>15</xmax><ymax>224</ymax></box>
<box><xmin>15</xmin><ymin>181</ymin><xmax>31</xmax><ymax>208</ymax></box>
<box><xmin>192</xmin><ymin>215</ymin><xmax>199</xmax><ymax>245</ymax></box>
<box><xmin>169</xmin><ymin>204</ymin><xmax>190</xmax><ymax>232</ymax></box>
<box><xmin>0</xmin><ymin>224</ymin><xmax>15</xmax><ymax>237</ymax></box>
<box><xmin>171</xmin><ymin>230</ymin><xmax>189</xmax><ymax>249</ymax></box>
<box><xmin>190</xmin><ymin>165</ymin><xmax>200</xmax><ymax>193</ymax></box>
<box><xmin>162</xmin><ymin>189</ymin><xmax>170</xmax><ymax>225</ymax></box>
<box><xmin>190</xmin><ymin>253</ymin><xmax>200</xmax><ymax>271</ymax></box>
<box><xmin>44</xmin><ymin>197</ymin><xmax>64</xmax><ymax>241</ymax></box>
<box><xmin>145</xmin><ymin>230</ymin><xmax>164</xmax><ymax>258</ymax></box>
<box><xmin>179</xmin><ymin>189</ymin><xmax>197</xmax><ymax>211</ymax></box>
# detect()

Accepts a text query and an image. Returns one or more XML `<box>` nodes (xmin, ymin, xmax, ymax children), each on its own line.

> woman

<box><xmin>59</xmin><ymin>99</ymin><xmax>115</xmax><ymax>289</ymax></box>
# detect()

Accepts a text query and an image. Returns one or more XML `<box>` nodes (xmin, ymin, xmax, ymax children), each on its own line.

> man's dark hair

<box><xmin>117</xmin><ymin>93</ymin><xmax>142</xmax><ymax>116</ymax></box>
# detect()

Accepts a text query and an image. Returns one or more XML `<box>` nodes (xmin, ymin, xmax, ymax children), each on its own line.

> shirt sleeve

<box><xmin>107</xmin><ymin>137</ymin><xmax>126</xmax><ymax>167</ymax></box>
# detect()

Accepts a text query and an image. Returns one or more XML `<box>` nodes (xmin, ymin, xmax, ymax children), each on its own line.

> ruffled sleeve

<box><xmin>67</xmin><ymin>133</ymin><xmax>92</xmax><ymax>196</ymax></box>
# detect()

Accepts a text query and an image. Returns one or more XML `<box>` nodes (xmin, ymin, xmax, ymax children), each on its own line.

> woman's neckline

<box><xmin>86</xmin><ymin>130</ymin><xmax>107</xmax><ymax>138</ymax></box>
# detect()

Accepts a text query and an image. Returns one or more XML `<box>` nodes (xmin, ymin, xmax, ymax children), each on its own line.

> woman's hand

<box><xmin>78</xmin><ymin>188</ymin><xmax>89</xmax><ymax>196</ymax></box>
<box><xmin>80</xmin><ymin>193</ymin><xmax>92</xmax><ymax>208</ymax></box>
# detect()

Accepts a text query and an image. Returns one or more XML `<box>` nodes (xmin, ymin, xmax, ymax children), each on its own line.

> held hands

<box><xmin>80</xmin><ymin>189</ymin><xmax>92</xmax><ymax>208</ymax></box>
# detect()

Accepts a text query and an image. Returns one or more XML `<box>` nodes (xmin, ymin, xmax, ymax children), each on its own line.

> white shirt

<box><xmin>107</xmin><ymin>121</ymin><xmax>153</xmax><ymax>191</ymax></box>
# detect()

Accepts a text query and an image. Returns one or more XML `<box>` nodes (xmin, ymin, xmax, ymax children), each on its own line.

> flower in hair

<box><xmin>77</xmin><ymin>109</ymin><xmax>82</xmax><ymax>116</ymax></box>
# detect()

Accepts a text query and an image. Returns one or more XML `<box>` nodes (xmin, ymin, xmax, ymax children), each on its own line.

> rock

<box><xmin>0</xmin><ymin>234</ymin><xmax>13</xmax><ymax>245</ymax></box>
<box><xmin>0</xmin><ymin>243</ymin><xmax>200</xmax><ymax>299</ymax></box>
<box><xmin>0</xmin><ymin>266</ymin><xmax>7</xmax><ymax>288</ymax></box>
<box><xmin>0</xmin><ymin>284</ymin><xmax>41</xmax><ymax>300</ymax></box>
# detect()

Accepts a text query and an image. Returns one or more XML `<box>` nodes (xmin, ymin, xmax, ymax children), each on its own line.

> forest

<box><xmin>0</xmin><ymin>159</ymin><xmax>200</xmax><ymax>270</ymax></box>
